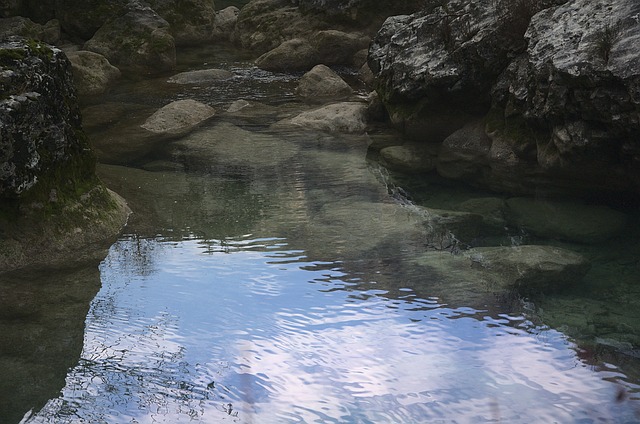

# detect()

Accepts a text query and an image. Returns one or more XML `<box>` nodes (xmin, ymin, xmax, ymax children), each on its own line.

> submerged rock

<box><xmin>505</xmin><ymin>197</ymin><xmax>628</xmax><ymax>244</ymax></box>
<box><xmin>416</xmin><ymin>245</ymin><xmax>590</xmax><ymax>294</ymax></box>
<box><xmin>379</xmin><ymin>143</ymin><xmax>440</xmax><ymax>174</ymax></box>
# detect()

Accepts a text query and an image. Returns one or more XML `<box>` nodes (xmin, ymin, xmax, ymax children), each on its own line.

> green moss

<box><xmin>25</xmin><ymin>39</ymin><xmax>54</xmax><ymax>60</ymax></box>
<box><xmin>0</xmin><ymin>48</ymin><xmax>28</xmax><ymax>64</ymax></box>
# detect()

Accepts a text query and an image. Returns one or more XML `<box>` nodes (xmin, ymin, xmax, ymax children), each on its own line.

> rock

<box><xmin>66</xmin><ymin>50</ymin><xmax>121</xmax><ymax>97</ymax></box>
<box><xmin>167</xmin><ymin>68</ymin><xmax>234</xmax><ymax>84</ymax></box>
<box><xmin>255</xmin><ymin>38</ymin><xmax>318</xmax><ymax>72</ymax></box>
<box><xmin>437</xmin><ymin>119</ymin><xmax>492</xmax><ymax>180</ymax></box>
<box><xmin>141</xmin><ymin>99</ymin><xmax>215</xmax><ymax>137</ymax></box>
<box><xmin>283</xmin><ymin>102</ymin><xmax>369</xmax><ymax>133</ymax></box>
<box><xmin>232</xmin><ymin>0</ymin><xmax>315</xmax><ymax>54</ymax></box>
<box><xmin>456</xmin><ymin>197</ymin><xmax>507</xmax><ymax>230</ymax></box>
<box><xmin>146</xmin><ymin>0</ymin><xmax>217</xmax><ymax>46</ymax></box>
<box><xmin>297</xmin><ymin>0</ymin><xmax>423</xmax><ymax>29</ymax></box>
<box><xmin>505</xmin><ymin>197</ymin><xmax>628</xmax><ymax>244</ymax></box>
<box><xmin>490</xmin><ymin>0</ymin><xmax>640</xmax><ymax>196</ymax></box>
<box><xmin>172</xmin><ymin>122</ymin><xmax>300</xmax><ymax>170</ymax></box>
<box><xmin>83</xmin><ymin>2</ymin><xmax>176</xmax><ymax>76</ymax></box>
<box><xmin>0</xmin><ymin>16</ymin><xmax>60</xmax><ymax>44</ymax></box>
<box><xmin>55</xmin><ymin>0</ymin><xmax>128</xmax><ymax>40</ymax></box>
<box><xmin>379</xmin><ymin>143</ymin><xmax>440</xmax><ymax>173</ymax></box>
<box><xmin>0</xmin><ymin>37</ymin><xmax>129</xmax><ymax>271</ymax></box>
<box><xmin>295</xmin><ymin>64</ymin><xmax>353</xmax><ymax>101</ymax></box>
<box><xmin>415</xmin><ymin>244</ymin><xmax>590</xmax><ymax>294</ymax></box>
<box><xmin>310</xmin><ymin>29</ymin><xmax>370</xmax><ymax>66</ymax></box>
<box><xmin>212</xmin><ymin>6</ymin><xmax>240</xmax><ymax>41</ymax></box>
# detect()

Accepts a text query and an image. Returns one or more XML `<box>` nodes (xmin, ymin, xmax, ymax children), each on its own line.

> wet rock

<box><xmin>66</xmin><ymin>50</ymin><xmax>121</xmax><ymax>97</ymax></box>
<box><xmin>416</xmin><ymin>244</ymin><xmax>590</xmax><ymax>294</ymax></box>
<box><xmin>282</xmin><ymin>102</ymin><xmax>368</xmax><ymax>133</ymax></box>
<box><xmin>295</xmin><ymin>64</ymin><xmax>353</xmax><ymax>101</ymax></box>
<box><xmin>167</xmin><ymin>68</ymin><xmax>234</xmax><ymax>84</ymax></box>
<box><xmin>456</xmin><ymin>197</ymin><xmax>507</xmax><ymax>230</ymax></box>
<box><xmin>505</xmin><ymin>197</ymin><xmax>628</xmax><ymax>244</ymax></box>
<box><xmin>84</xmin><ymin>2</ymin><xmax>176</xmax><ymax>76</ymax></box>
<box><xmin>379</xmin><ymin>143</ymin><xmax>440</xmax><ymax>174</ymax></box>
<box><xmin>141</xmin><ymin>99</ymin><xmax>215</xmax><ymax>137</ymax></box>
<box><xmin>255</xmin><ymin>38</ymin><xmax>318</xmax><ymax>72</ymax></box>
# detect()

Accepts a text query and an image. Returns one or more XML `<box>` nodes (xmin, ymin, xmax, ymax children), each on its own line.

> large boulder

<box><xmin>368</xmin><ymin>0</ymin><xmax>559</xmax><ymax>141</ymax></box>
<box><xmin>0</xmin><ymin>37</ymin><xmax>129</xmax><ymax>271</ymax></box>
<box><xmin>212</xmin><ymin>6</ymin><xmax>240</xmax><ymax>41</ymax></box>
<box><xmin>66</xmin><ymin>50</ymin><xmax>121</xmax><ymax>97</ymax></box>
<box><xmin>490</xmin><ymin>0</ymin><xmax>640</xmax><ymax>195</ymax></box>
<box><xmin>167</xmin><ymin>68</ymin><xmax>234</xmax><ymax>84</ymax></box>
<box><xmin>83</xmin><ymin>1</ymin><xmax>176</xmax><ymax>75</ymax></box>
<box><xmin>255</xmin><ymin>37</ymin><xmax>318</xmax><ymax>72</ymax></box>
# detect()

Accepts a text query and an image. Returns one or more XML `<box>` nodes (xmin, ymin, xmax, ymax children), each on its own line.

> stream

<box><xmin>2</xmin><ymin>44</ymin><xmax>640</xmax><ymax>423</ymax></box>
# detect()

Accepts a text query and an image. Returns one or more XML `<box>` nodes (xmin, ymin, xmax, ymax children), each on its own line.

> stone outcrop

<box><xmin>368</xmin><ymin>0</ymin><xmax>640</xmax><ymax>198</ymax></box>
<box><xmin>0</xmin><ymin>15</ymin><xmax>60</xmax><ymax>44</ymax></box>
<box><xmin>146</xmin><ymin>0</ymin><xmax>217</xmax><ymax>46</ymax></box>
<box><xmin>0</xmin><ymin>37</ymin><xmax>129</xmax><ymax>271</ymax></box>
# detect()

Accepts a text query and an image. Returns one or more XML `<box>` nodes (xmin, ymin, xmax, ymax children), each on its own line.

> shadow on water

<box><xmin>0</xmin><ymin>265</ymin><xmax>101</xmax><ymax>423</ymax></box>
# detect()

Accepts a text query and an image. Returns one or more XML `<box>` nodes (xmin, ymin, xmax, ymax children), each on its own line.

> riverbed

<box><xmin>3</xmin><ymin>44</ymin><xmax>640</xmax><ymax>423</ymax></box>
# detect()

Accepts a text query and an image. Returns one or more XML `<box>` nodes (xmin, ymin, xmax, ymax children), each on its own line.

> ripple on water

<box><xmin>22</xmin><ymin>236</ymin><xmax>640</xmax><ymax>424</ymax></box>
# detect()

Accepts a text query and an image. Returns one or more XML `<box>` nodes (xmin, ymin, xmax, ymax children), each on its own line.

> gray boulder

<box><xmin>379</xmin><ymin>143</ymin><xmax>440</xmax><ymax>174</ymax></box>
<box><xmin>167</xmin><ymin>68</ymin><xmax>234</xmax><ymax>84</ymax></box>
<box><xmin>66</xmin><ymin>50</ymin><xmax>121</xmax><ymax>97</ymax></box>
<box><xmin>311</xmin><ymin>29</ymin><xmax>370</xmax><ymax>66</ymax></box>
<box><xmin>295</xmin><ymin>64</ymin><xmax>353</xmax><ymax>101</ymax></box>
<box><xmin>437</xmin><ymin>119</ymin><xmax>492</xmax><ymax>180</ymax></box>
<box><xmin>255</xmin><ymin>38</ymin><xmax>318</xmax><ymax>72</ymax></box>
<box><xmin>141</xmin><ymin>99</ymin><xmax>215</xmax><ymax>137</ymax></box>
<box><xmin>212</xmin><ymin>6</ymin><xmax>240</xmax><ymax>41</ymax></box>
<box><xmin>84</xmin><ymin>2</ymin><xmax>176</xmax><ymax>76</ymax></box>
<box><xmin>491</xmin><ymin>0</ymin><xmax>640</xmax><ymax>195</ymax></box>
<box><xmin>283</xmin><ymin>102</ymin><xmax>369</xmax><ymax>133</ymax></box>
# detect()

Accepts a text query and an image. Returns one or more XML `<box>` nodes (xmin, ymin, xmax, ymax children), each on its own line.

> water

<box><xmin>2</xmin><ymin>44</ymin><xmax>640</xmax><ymax>423</ymax></box>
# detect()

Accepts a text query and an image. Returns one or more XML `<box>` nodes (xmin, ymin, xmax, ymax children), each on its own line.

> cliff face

<box><xmin>0</xmin><ymin>37</ymin><xmax>129</xmax><ymax>272</ymax></box>
<box><xmin>369</xmin><ymin>0</ymin><xmax>640</xmax><ymax>199</ymax></box>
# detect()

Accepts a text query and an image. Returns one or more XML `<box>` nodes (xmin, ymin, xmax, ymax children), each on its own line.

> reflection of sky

<box><xmin>26</xmin><ymin>236</ymin><xmax>639</xmax><ymax>423</ymax></box>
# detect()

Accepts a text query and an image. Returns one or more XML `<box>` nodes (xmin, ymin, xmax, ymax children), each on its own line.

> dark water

<box><xmin>3</xmin><ymin>45</ymin><xmax>640</xmax><ymax>423</ymax></box>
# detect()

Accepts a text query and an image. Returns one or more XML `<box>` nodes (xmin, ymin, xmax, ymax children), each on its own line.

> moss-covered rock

<box><xmin>0</xmin><ymin>37</ymin><xmax>129</xmax><ymax>271</ymax></box>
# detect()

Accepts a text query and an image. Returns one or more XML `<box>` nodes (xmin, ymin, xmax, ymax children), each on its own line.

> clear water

<box><xmin>3</xmin><ymin>44</ymin><xmax>640</xmax><ymax>423</ymax></box>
